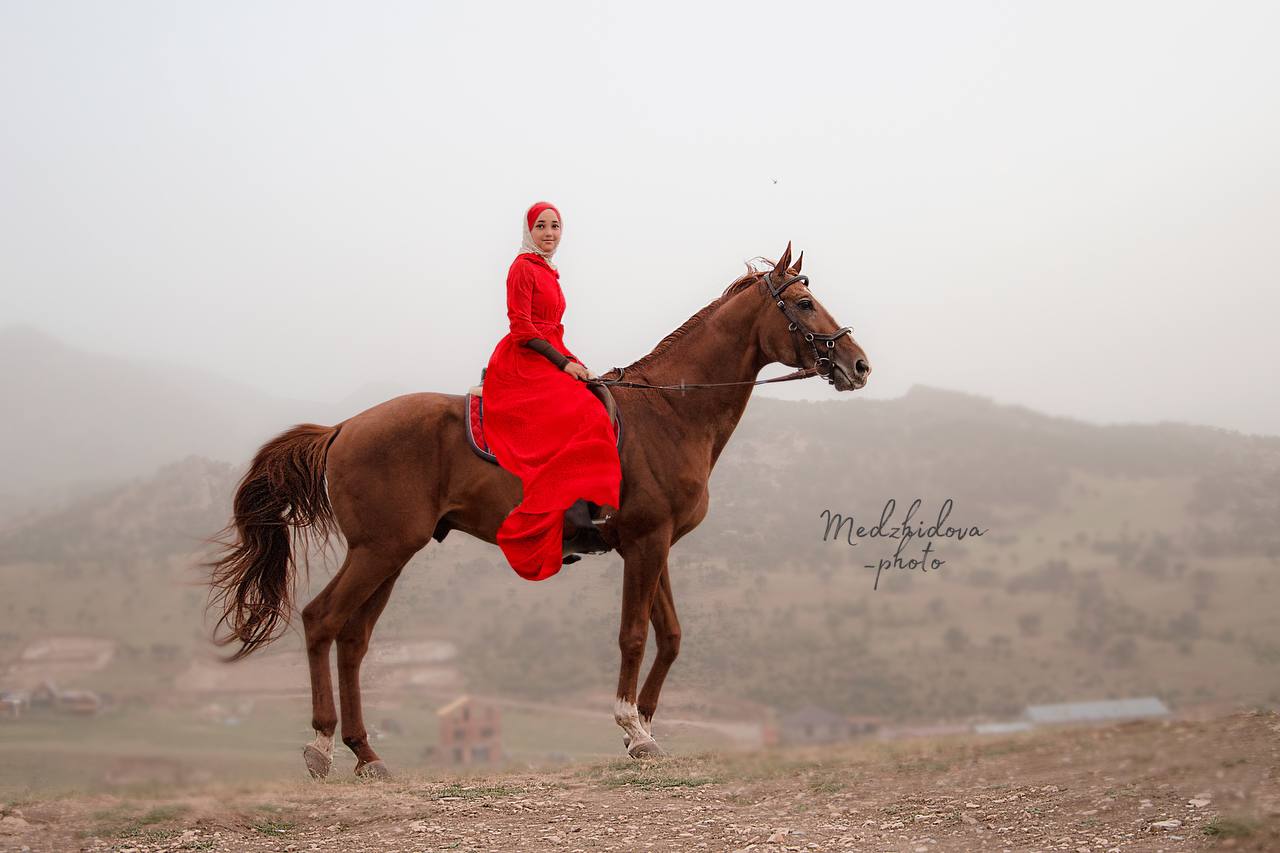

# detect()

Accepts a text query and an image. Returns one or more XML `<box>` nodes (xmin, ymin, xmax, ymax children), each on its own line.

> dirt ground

<box><xmin>2</xmin><ymin>709</ymin><xmax>1277</xmax><ymax>852</ymax></box>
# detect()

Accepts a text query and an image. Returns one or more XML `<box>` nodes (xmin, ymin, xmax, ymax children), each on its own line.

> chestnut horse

<box><xmin>206</xmin><ymin>242</ymin><xmax>870</xmax><ymax>778</ymax></box>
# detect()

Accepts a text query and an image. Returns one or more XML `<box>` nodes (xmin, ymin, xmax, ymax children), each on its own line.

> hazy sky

<box><xmin>3</xmin><ymin>1</ymin><xmax>1278</xmax><ymax>434</ymax></box>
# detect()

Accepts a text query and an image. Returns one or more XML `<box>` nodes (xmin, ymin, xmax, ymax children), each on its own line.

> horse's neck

<box><xmin>630</xmin><ymin>303</ymin><xmax>764</xmax><ymax>464</ymax></box>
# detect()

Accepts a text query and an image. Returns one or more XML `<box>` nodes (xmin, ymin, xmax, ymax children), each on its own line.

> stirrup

<box><xmin>588</xmin><ymin>501</ymin><xmax>617</xmax><ymax>526</ymax></box>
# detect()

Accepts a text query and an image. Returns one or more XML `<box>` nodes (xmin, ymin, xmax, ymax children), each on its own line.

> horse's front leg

<box><xmin>614</xmin><ymin>529</ymin><xmax>671</xmax><ymax>758</ymax></box>
<box><xmin>628</xmin><ymin>564</ymin><xmax>679</xmax><ymax>749</ymax></box>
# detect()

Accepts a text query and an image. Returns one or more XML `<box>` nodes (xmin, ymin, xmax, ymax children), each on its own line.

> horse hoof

<box><xmin>302</xmin><ymin>745</ymin><xmax>332</xmax><ymax>779</ymax></box>
<box><xmin>627</xmin><ymin>737</ymin><xmax>666</xmax><ymax>759</ymax></box>
<box><xmin>356</xmin><ymin>759</ymin><xmax>392</xmax><ymax>779</ymax></box>
<box><xmin>562</xmin><ymin>554</ymin><xmax>582</xmax><ymax>565</ymax></box>
<box><xmin>622</xmin><ymin>723</ymin><xmax>653</xmax><ymax>750</ymax></box>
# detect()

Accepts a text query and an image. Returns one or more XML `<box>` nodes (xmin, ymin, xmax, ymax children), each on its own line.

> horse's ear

<box><xmin>789</xmin><ymin>250</ymin><xmax>804</xmax><ymax>275</ymax></box>
<box><xmin>775</xmin><ymin>241</ymin><xmax>793</xmax><ymax>274</ymax></box>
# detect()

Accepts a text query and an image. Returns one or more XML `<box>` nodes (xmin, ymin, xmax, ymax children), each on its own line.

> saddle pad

<box><xmin>465</xmin><ymin>390</ymin><xmax>622</xmax><ymax>466</ymax></box>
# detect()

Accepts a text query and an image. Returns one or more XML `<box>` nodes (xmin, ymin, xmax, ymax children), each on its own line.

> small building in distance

<box><xmin>0</xmin><ymin>690</ymin><xmax>29</xmax><ymax>720</ymax></box>
<box><xmin>27</xmin><ymin>680</ymin><xmax>102</xmax><ymax>715</ymax></box>
<box><xmin>1024</xmin><ymin>697</ymin><xmax>1170</xmax><ymax>726</ymax></box>
<box><xmin>974</xmin><ymin>721</ymin><xmax>1035</xmax><ymax>735</ymax></box>
<box><xmin>434</xmin><ymin>695</ymin><xmax>503</xmax><ymax>765</ymax></box>
<box><xmin>29</xmin><ymin>681</ymin><xmax>59</xmax><ymax>708</ymax></box>
<box><xmin>56</xmin><ymin>688</ymin><xmax>103</xmax><ymax>715</ymax></box>
<box><xmin>773</xmin><ymin>705</ymin><xmax>881</xmax><ymax>746</ymax></box>
<box><xmin>969</xmin><ymin>696</ymin><xmax>1172</xmax><ymax>735</ymax></box>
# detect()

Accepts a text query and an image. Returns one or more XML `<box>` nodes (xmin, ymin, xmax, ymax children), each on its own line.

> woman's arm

<box><xmin>508</xmin><ymin>264</ymin><xmax>575</xmax><ymax>370</ymax></box>
<box><xmin>525</xmin><ymin>337</ymin><xmax>570</xmax><ymax>369</ymax></box>
<box><xmin>506</xmin><ymin>263</ymin><xmax>542</xmax><ymax>345</ymax></box>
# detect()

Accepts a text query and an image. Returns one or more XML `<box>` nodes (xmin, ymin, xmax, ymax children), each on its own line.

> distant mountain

<box><xmin>722</xmin><ymin>385</ymin><xmax>1280</xmax><ymax>521</ymax></box>
<box><xmin>0</xmin><ymin>325</ymin><xmax>347</xmax><ymax>513</ymax></box>
<box><xmin>0</xmin><ymin>455</ymin><xmax>238</xmax><ymax>565</ymax></box>
<box><xmin>8</xmin><ymin>386</ymin><xmax>1274</xmax><ymax>562</ymax></box>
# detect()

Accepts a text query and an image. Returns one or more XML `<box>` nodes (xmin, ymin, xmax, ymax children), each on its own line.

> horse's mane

<box><xmin>616</xmin><ymin>257</ymin><xmax>775</xmax><ymax>375</ymax></box>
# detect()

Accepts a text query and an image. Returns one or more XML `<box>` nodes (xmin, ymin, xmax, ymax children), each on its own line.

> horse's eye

<box><xmin>798</xmin><ymin>300</ymin><xmax>814</xmax><ymax>310</ymax></box>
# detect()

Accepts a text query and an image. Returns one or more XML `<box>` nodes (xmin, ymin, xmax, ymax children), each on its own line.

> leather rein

<box><xmin>589</xmin><ymin>268</ymin><xmax>853</xmax><ymax>392</ymax></box>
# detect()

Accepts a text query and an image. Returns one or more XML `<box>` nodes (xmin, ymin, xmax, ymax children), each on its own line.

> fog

<box><xmin>2</xmin><ymin>0</ymin><xmax>1280</xmax><ymax>812</ymax></box>
<box><xmin>2</xmin><ymin>1</ymin><xmax>1278</xmax><ymax>434</ymax></box>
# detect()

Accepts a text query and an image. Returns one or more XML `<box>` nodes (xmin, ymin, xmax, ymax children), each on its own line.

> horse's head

<box><xmin>750</xmin><ymin>241</ymin><xmax>871</xmax><ymax>392</ymax></box>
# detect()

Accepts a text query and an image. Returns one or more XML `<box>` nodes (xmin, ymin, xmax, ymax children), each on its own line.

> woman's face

<box><xmin>532</xmin><ymin>209</ymin><xmax>561</xmax><ymax>254</ymax></box>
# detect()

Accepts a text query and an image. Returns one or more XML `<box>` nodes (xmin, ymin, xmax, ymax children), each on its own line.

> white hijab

<box><xmin>519</xmin><ymin>205</ymin><xmax>560</xmax><ymax>270</ymax></box>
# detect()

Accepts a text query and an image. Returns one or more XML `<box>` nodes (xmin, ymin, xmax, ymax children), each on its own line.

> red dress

<box><xmin>483</xmin><ymin>252</ymin><xmax>622</xmax><ymax>581</ymax></box>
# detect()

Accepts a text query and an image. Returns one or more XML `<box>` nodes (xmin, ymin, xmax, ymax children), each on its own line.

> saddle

<box><xmin>464</xmin><ymin>367</ymin><xmax>623</xmax><ymax>466</ymax></box>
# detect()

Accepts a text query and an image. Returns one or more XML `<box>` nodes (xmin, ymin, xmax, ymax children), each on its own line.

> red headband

<box><xmin>525</xmin><ymin>201</ymin><xmax>561</xmax><ymax>231</ymax></box>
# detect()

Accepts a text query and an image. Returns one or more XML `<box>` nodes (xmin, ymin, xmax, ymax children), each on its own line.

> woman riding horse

<box><xmin>206</xmin><ymin>234</ymin><xmax>871</xmax><ymax>776</ymax></box>
<box><xmin>481</xmin><ymin>201</ymin><xmax>622</xmax><ymax>581</ymax></box>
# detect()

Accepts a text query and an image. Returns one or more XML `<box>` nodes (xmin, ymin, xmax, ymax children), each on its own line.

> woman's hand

<box><xmin>563</xmin><ymin>362</ymin><xmax>596</xmax><ymax>381</ymax></box>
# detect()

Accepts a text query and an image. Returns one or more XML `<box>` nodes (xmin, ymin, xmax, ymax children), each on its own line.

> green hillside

<box><xmin>2</xmin><ymin>386</ymin><xmax>1278</xmax><ymax>722</ymax></box>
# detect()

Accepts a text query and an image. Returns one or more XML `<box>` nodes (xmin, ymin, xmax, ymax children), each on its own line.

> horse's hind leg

<box><xmin>300</xmin><ymin>552</ymin><xmax>348</xmax><ymax>779</ymax></box>
<box><xmin>300</xmin><ymin>543</ymin><xmax>408</xmax><ymax>779</ymax></box>
<box><xmin>337</xmin><ymin>567</ymin><xmax>403</xmax><ymax>778</ymax></box>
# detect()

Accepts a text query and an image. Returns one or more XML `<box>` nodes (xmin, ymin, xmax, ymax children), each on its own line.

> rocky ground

<box><xmin>2</xmin><ymin>710</ymin><xmax>1277</xmax><ymax>852</ymax></box>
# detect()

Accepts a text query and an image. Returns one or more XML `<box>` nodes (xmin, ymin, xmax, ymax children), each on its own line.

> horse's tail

<box><xmin>204</xmin><ymin>422</ymin><xmax>342</xmax><ymax>661</ymax></box>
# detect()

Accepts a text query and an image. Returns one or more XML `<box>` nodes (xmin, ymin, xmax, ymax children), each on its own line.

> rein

<box><xmin>589</xmin><ymin>365</ymin><xmax>819</xmax><ymax>391</ymax></box>
<box><xmin>589</xmin><ymin>268</ymin><xmax>852</xmax><ymax>392</ymax></box>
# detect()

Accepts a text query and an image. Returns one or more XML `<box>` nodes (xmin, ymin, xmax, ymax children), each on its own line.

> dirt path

<box><xmin>2</xmin><ymin>710</ymin><xmax>1277</xmax><ymax>852</ymax></box>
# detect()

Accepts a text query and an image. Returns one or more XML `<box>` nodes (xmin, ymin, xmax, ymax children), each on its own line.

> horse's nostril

<box><xmin>855</xmin><ymin>359</ymin><xmax>870</xmax><ymax>377</ymax></box>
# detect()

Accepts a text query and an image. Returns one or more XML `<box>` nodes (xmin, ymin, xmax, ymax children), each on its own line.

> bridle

<box><xmin>592</xmin><ymin>267</ymin><xmax>853</xmax><ymax>391</ymax></box>
<box><xmin>764</xmin><ymin>268</ymin><xmax>853</xmax><ymax>384</ymax></box>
